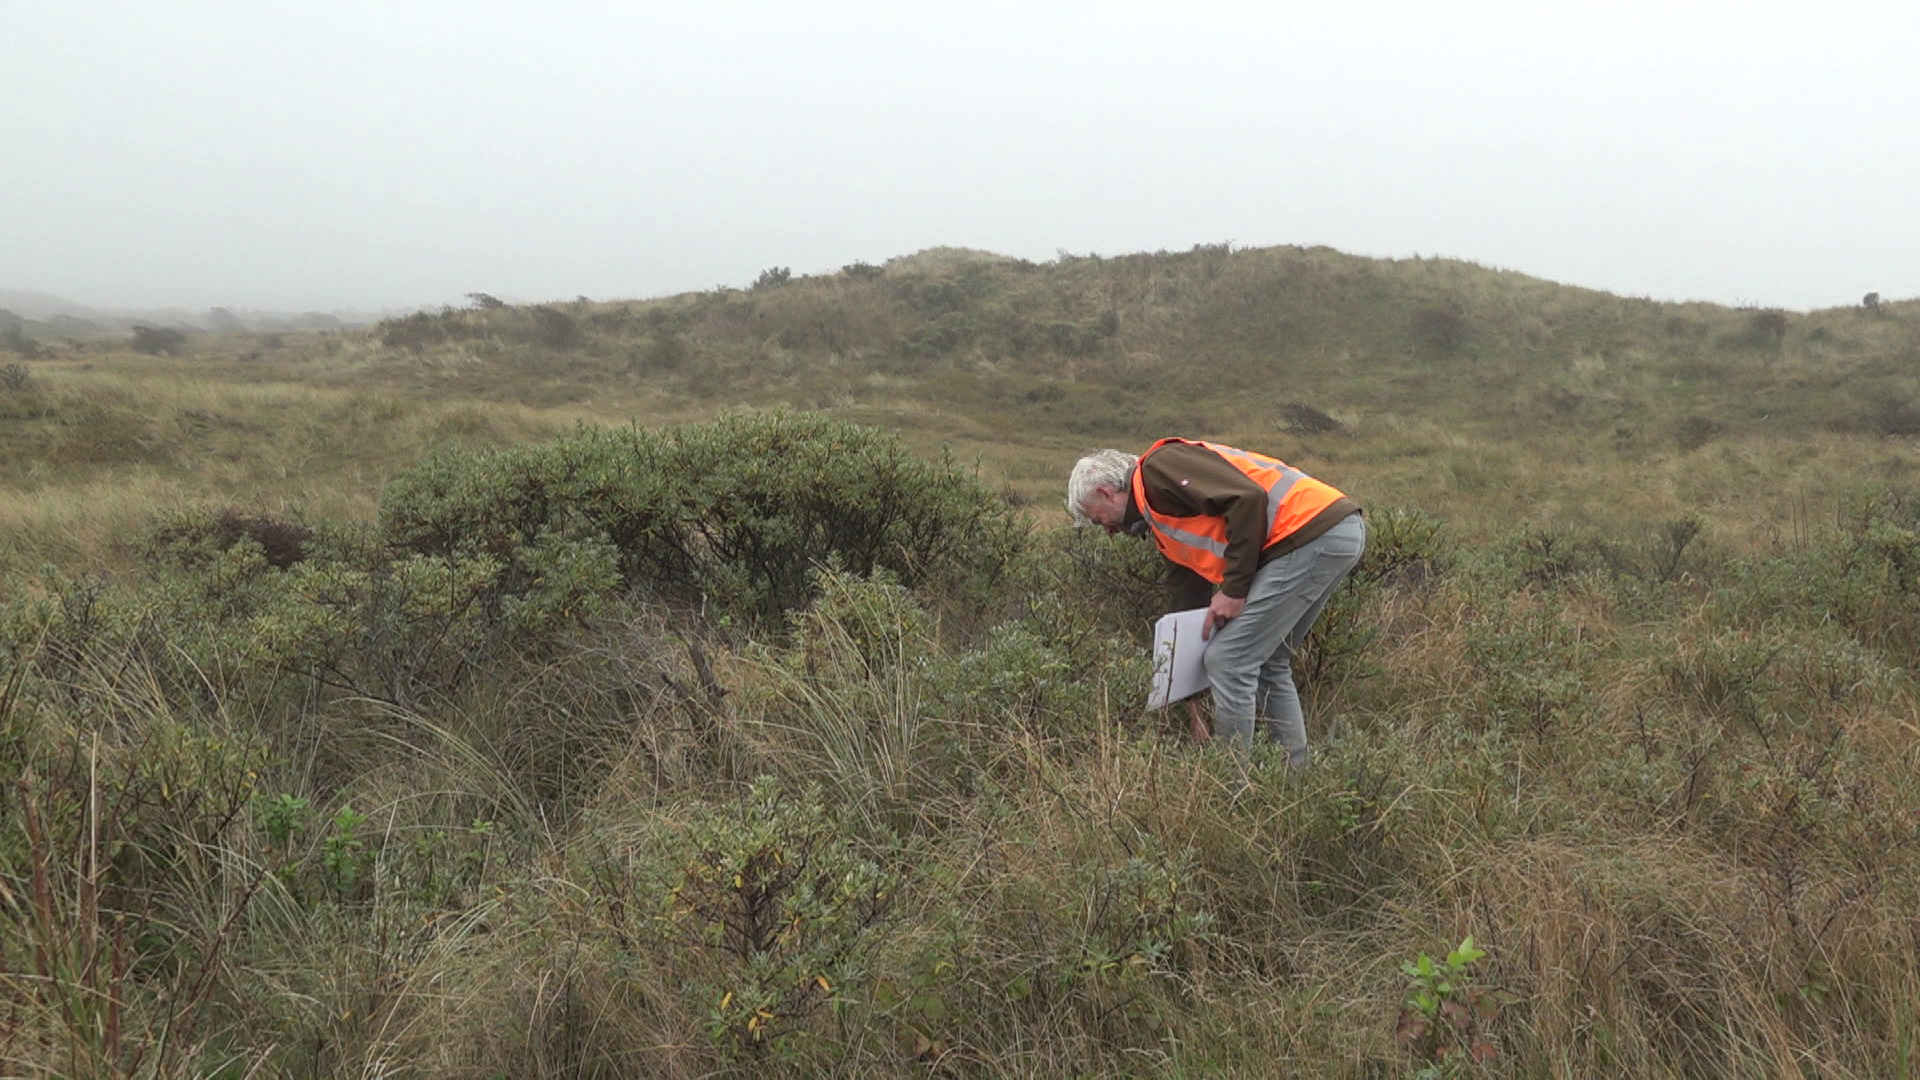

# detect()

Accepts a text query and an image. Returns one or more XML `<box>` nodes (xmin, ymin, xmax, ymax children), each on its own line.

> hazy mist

<box><xmin>4</xmin><ymin>0</ymin><xmax>1915</xmax><ymax>314</ymax></box>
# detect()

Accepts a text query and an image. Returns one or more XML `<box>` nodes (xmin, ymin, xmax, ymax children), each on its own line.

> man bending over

<box><xmin>1067</xmin><ymin>439</ymin><xmax>1365</xmax><ymax>767</ymax></box>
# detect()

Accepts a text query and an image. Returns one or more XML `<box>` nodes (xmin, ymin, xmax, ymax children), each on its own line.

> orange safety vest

<box><xmin>1130</xmin><ymin>438</ymin><xmax>1348</xmax><ymax>585</ymax></box>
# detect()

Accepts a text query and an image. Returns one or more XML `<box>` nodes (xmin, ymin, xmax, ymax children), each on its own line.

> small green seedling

<box><xmin>1395</xmin><ymin>935</ymin><xmax>1504</xmax><ymax>1076</ymax></box>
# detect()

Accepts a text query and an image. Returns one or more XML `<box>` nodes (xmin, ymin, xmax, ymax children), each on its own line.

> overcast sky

<box><xmin>4</xmin><ymin>0</ymin><xmax>1915</xmax><ymax>313</ymax></box>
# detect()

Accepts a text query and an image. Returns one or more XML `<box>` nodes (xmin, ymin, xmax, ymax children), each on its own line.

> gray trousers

<box><xmin>1201</xmin><ymin>513</ymin><xmax>1367</xmax><ymax>766</ymax></box>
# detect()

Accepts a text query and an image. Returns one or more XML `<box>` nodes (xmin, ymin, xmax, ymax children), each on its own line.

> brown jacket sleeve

<box><xmin>1137</xmin><ymin>443</ymin><xmax>1272</xmax><ymax>599</ymax></box>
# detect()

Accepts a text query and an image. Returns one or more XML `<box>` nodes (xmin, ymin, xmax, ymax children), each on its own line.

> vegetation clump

<box><xmin>144</xmin><ymin>506</ymin><xmax>315</xmax><ymax>569</ymax></box>
<box><xmin>376</xmin><ymin>411</ymin><xmax>1022</xmax><ymax>624</ymax></box>
<box><xmin>130</xmin><ymin>324</ymin><xmax>186</xmax><ymax>355</ymax></box>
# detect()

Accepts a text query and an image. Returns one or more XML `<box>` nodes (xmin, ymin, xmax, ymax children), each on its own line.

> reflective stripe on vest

<box><xmin>1131</xmin><ymin>438</ymin><xmax>1345</xmax><ymax>584</ymax></box>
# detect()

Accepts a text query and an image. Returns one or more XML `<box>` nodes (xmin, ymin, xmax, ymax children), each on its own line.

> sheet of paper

<box><xmin>1148</xmin><ymin>607</ymin><xmax>1210</xmax><ymax>709</ymax></box>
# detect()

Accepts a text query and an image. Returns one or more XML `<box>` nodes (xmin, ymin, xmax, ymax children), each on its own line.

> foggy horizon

<box><xmin>5</xmin><ymin>1</ymin><xmax>1916</xmax><ymax>316</ymax></box>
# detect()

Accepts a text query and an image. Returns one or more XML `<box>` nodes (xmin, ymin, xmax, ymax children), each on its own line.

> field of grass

<box><xmin>2</xmin><ymin>245</ymin><xmax>1918</xmax><ymax>1078</ymax></box>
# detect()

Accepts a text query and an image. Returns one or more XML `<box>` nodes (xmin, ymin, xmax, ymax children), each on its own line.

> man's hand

<box><xmin>1201</xmin><ymin>592</ymin><xmax>1246</xmax><ymax>639</ymax></box>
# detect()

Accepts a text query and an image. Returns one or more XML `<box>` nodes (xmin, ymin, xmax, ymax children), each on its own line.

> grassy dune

<box><xmin>2</xmin><ymin>246</ymin><xmax>1918</xmax><ymax>1078</ymax></box>
<box><xmin>10</xmin><ymin>243</ymin><xmax>1916</xmax><ymax>563</ymax></box>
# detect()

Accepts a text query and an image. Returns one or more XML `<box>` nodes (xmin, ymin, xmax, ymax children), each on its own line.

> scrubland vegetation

<box><xmin>3</xmin><ymin>245</ymin><xmax>1919</xmax><ymax>1077</ymax></box>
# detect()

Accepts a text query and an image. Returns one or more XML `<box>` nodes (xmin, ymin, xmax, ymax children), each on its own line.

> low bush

<box><xmin>529</xmin><ymin>305</ymin><xmax>585</xmax><ymax>349</ymax></box>
<box><xmin>377</xmin><ymin>411</ymin><xmax>1024</xmax><ymax>624</ymax></box>
<box><xmin>1277</xmin><ymin>401</ymin><xmax>1345</xmax><ymax>434</ymax></box>
<box><xmin>1675</xmin><ymin>414</ymin><xmax>1723</xmax><ymax>450</ymax></box>
<box><xmin>143</xmin><ymin>506</ymin><xmax>315</xmax><ymax>570</ymax></box>
<box><xmin>130</xmin><ymin>325</ymin><xmax>187</xmax><ymax>356</ymax></box>
<box><xmin>1410</xmin><ymin>306</ymin><xmax>1470</xmax><ymax>357</ymax></box>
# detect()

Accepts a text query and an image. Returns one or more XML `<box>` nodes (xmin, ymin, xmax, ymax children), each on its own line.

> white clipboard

<box><xmin>1147</xmin><ymin>607</ymin><xmax>1210</xmax><ymax>709</ymax></box>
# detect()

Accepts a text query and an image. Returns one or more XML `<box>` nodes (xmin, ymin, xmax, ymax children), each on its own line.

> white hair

<box><xmin>1064</xmin><ymin>449</ymin><xmax>1137</xmax><ymax>525</ymax></box>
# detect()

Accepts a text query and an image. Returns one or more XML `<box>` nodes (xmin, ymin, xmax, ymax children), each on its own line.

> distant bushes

<box><xmin>1277</xmin><ymin>402</ymin><xmax>1345</xmax><ymax>435</ymax></box>
<box><xmin>378</xmin><ymin>309</ymin><xmax>454</xmax><ymax>352</ymax></box>
<box><xmin>1409</xmin><ymin>306</ymin><xmax>1469</xmax><ymax>357</ymax></box>
<box><xmin>1746</xmin><ymin>307</ymin><xmax>1790</xmax><ymax>344</ymax></box>
<box><xmin>1</xmin><ymin>323</ymin><xmax>41</xmax><ymax>359</ymax></box>
<box><xmin>902</xmin><ymin>312</ymin><xmax>977</xmax><ymax>359</ymax></box>
<box><xmin>1663</xmin><ymin>314</ymin><xmax>1708</xmax><ymax>340</ymax></box>
<box><xmin>529</xmin><ymin>305</ymin><xmax>584</xmax><ymax>349</ymax></box>
<box><xmin>131</xmin><ymin>325</ymin><xmax>187</xmax><ymax>355</ymax></box>
<box><xmin>1863</xmin><ymin>394</ymin><xmax>1920</xmax><ymax>437</ymax></box>
<box><xmin>637</xmin><ymin>331</ymin><xmax>691</xmax><ymax>372</ymax></box>
<box><xmin>1674</xmin><ymin>414</ymin><xmax>1723</xmax><ymax>450</ymax></box>
<box><xmin>377</xmin><ymin>303</ymin><xmax>591</xmax><ymax>353</ymax></box>
<box><xmin>1708</xmin><ymin>306</ymin><xmax>1794</xmax><ymax>352</ymax></box>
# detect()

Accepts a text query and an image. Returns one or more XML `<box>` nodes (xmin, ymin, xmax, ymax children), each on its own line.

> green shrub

<box><xmin>1001</xmin><ymin>527</ymin><xmax>1169</xmax><ymax>646</ymax></box>
<box><xmin>1297</xmin><ymin>506</ymin><xmax>1448</xmax><ymax>690</ymax></box>
<box><xmin>892</xmin><ymin>276</ymin><xmax>970</xmax><ymax>317</ymax></box>
<box><xmin>1482</xmin><ymin>524</ymin><xmax>1602</xmax><ymax>590</ymax></box>
<box><xmin>255</xmin><ymin>528</ymin><xmax>620</xmax><ymax>707</ymax></box>
<box><xmin>1063</xmin><ymin>837</ymin><xmax>1215</xmax><ymax>991</ymax></box>
<box><xmin>1464</xmin><ymin>603</ymin><xmax>1597</xmax><ymax>738</ymax></box>
<box><xmin>631</xmin><ymin>777</ymin><xmax>894</xmax><ymax>1063</ymax></box>
<box><xmin>1747</xmin><ymin>307</ymin><xmax>1790</xmax><ymax>345</ymax></box>
<box><xmin>1674</xmin><ymin>414</ymin><xmax>1722</xmax><ymax>450</ymax></box>
<box><xmin>1711</xmin><ymin>487</ymin><xmax>1920</xmax><ymax>664</ymax></box>
<box><xmin>638</xmin><ymin>331</ymin><xmax>690</xmax><ymax>371</ymax></box>
<box><xmin>1410</xmin><ymin>306</ymin><xmax>1469</xmax><ymax>357</ymax></box>
<box><xmin>378</xmin><ymin>412</ymin><xmax>1023</xmax><ymax>625</ymax></box>
<box><xmin>529</xmin><ymin>305</ymin><xmax>585</xmax><ymax>349</ymax></box>
<box><xmin>377</xmin><ymin>309</ymin><xmax>454</xmax><ymax>352</ymax></box>
<box><xmin>1042</xmin><ymin>319</ymin><xmax>1103</xmax><ymax>358</ymax></box>
<box><xmin>0</xmin><ymin>665</ymin><xmax>272</xmax><ymax>1078</ymax></box>
<box><xmin>1863</xmin><ymin>393</ymin><xmax>1920</xmax><ymax>436</ymax></box>
<box><xmin>1395</xmin><ymin>935</ymin><xmax>1505</xmax><ymax>1075</ymax></box>
<box><xmin>130</xmin><ymin>325</ymin><xmax>186</xmax><ymax>356</ymax></box>
<box><xmin>903</xmin><ymin>815</ymin><xmax>1216</xmax><ymax>1057</ymax></box>
<box><xmin>15</xmin><ymin>554</ymin><xmax>289</xmax><ymax>721</ymax></box>
<box><xmin>902</xmin><ymin>311</ymin><xmax>976</xmax><ymax>359</ymax></box>
<box><xmin>938</xmin><ymin>614</ymin><xmax>1144</xmax><ymax>740</ymax></box>
<box><xmin>1277</xmin><ymin>401</ymin><xmax>1345</xmax><ymax>435</ymax></box>
<box><xmin>143</xmin><ymin>505</ymin><xmax>314</xmax><ymax>570</ymax></box>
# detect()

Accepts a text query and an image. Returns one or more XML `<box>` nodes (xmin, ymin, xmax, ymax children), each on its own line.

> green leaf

<box><xmin>1450</xmin><ymin>935</ymin><xmax>1486</xmax><ymax>967</ymax></box>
